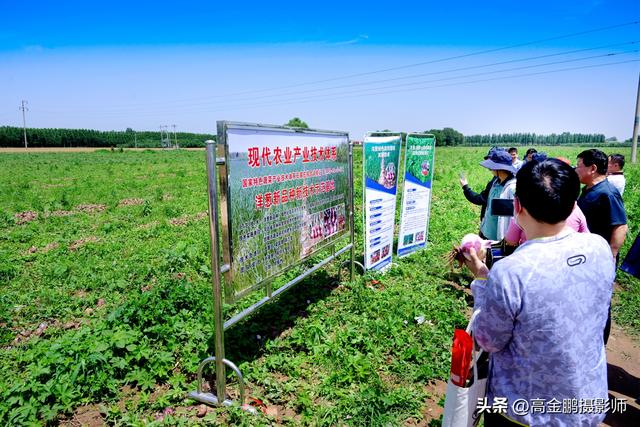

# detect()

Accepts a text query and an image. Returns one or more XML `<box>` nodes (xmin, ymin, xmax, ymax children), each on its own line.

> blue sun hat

<box><xmin>531</xmin><ymin>152</ymin><xmax>548</xmax><ymax>162</ymax></box>
<box><xmin>484</xmin><ymin>146</ymin><xmax>506</xmax><ymax>160</ymax></box>
<box><xmin>480</xmin><ymin>149</ymin><xmax>516</xmax><ymax>174</ymax></box>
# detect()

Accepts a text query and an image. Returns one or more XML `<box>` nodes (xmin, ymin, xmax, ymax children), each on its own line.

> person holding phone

<box><xmin>459</xmin><ymin>147</ymin><xmax>502</xmax><ymax>238</ymax></box>
<box><xmin>477</xmin><ymin>149</ymin><xmax>517</xmax><ymax>241</ymax></box>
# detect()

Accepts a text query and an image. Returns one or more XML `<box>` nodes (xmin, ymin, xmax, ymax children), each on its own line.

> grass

<box><xmin>0</xmin><ymin>145</ymin><xmax>638</xmax><ymax>425</ymax></box>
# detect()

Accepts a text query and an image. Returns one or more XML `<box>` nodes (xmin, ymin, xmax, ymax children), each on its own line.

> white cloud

<box><xmin>332</xmin><ymin>34</ymin><xmax>369</xmax><ymax>46</ymax></box>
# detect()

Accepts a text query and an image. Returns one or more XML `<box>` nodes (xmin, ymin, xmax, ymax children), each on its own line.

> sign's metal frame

<box><xmin>189</xmin><ymin>121</ymin><xmax>357</xmax><ymax>409</ymax></box>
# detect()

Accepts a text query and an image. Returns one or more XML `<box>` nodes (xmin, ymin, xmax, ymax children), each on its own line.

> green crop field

<box><xmin>0</xmin><ymin>146</ymin><xmax>638</xmax><ymax>426</ymax></box>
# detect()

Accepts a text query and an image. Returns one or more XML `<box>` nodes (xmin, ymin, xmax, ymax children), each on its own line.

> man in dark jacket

<box><xmin>575</xmin><ymin>148</ymin><xmax>627</xmax><ymax>345</ymax></box>
<box><xmin>459</xmin><ymin>147</ymin><xmax>502</xmax><ymax>237</ymax></box>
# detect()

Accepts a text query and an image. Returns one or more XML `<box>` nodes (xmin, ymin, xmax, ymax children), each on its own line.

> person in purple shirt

<box><xmin>465</xmin><ymin>159</ymin><xmax>615</xmax><ymax>426</ymax></box>
<box><xmin>504</xmin><ymin>157</ymin><xmax>588</xmax><ymax>245</ymax></box>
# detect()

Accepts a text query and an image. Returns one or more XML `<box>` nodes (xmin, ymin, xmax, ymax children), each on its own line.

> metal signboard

<box><xmin>219</xmin><ymin>122</ymin><xmax>351</xmax><ymax>302</ymax></box>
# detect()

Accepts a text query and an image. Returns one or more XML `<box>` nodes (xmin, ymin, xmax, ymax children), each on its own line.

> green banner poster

<box><xmin>397</xmin><ymin>134</ymin><xmax>436</xmax><ymax>257</ymax></box>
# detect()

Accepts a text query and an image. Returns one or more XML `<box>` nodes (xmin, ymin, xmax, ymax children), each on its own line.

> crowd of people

<box><xmin>457</xmin><ymin>146</ymin><xmax>630</xmax><ymax>426</ymax></box>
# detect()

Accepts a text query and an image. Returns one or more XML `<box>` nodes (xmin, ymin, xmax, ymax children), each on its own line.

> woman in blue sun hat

<box><xmin>459</xmin><ymin>146</ymin><xmax>505</xmax><ymax>237</ymax></box>
<box><xmin>479</xmin><ymin>149</ymin><xmax>517</xmax><ymax>241</ymax></box>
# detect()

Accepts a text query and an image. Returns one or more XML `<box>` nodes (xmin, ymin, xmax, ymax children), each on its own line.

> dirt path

<box><xmin>603</xmin><ymin>323</ymin><xmax>639</xmax><ymax>426</ymax></box>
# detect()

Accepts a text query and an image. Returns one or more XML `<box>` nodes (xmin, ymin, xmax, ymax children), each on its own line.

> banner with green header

<box><xmin>397</xmin><ymin>134</ymin><xmax>436</xmax><ymax>258</ymax></box>
<box><xmin>363</xmin><ymin>134</ymin><xmax>402</xmax><ymax>271</ymax></box>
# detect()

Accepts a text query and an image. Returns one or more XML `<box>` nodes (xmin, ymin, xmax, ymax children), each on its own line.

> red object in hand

<box><xmin>450</xmin><ymin>329</ymin><xmax>473</xmax><ymax>386</ymax></box>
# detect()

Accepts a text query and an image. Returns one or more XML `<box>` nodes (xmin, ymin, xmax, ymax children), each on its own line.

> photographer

<box><xmin>465</xmin><ymin>159</ymin><xmax>615</xmax><ymax>426</ymax></box>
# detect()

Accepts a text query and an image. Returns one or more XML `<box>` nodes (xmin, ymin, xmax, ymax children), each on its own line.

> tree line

<box><xmin>0</xmin><ymin>124</ymin><xmax>627</xmax><ymax>148</ymax></box>
<box><xmin>463</xmin><ymin>132</ymin><xmax>609</xmax><ymax>146</ymax></box>
<box><xmin>0</xmin><ymin>126</ymin><xmax>215</xmax><ymax>148</ymax></box>
<box><xmin>374</xmin><ymin>128</ymin><xmax>618</xmax><ymax>147</ymax></box>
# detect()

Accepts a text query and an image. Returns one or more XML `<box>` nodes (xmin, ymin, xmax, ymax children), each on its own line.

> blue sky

<box><xmin>1</xmin><ymin>0</ymin><xmax>639</xmax><ymax>139</ymax></box>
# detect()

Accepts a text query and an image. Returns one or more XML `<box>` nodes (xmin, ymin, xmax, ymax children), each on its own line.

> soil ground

<box><xmin>602</xmin><ymin>323</ymin><xmax>639</xmax><ymax>426</ymax></box>
<box><xmin>6</xmin><ymin>145</ymin><xmax>637</xmax><ymax>424</ymax></box>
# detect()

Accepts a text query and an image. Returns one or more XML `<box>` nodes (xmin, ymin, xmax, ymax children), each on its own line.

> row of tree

<box><xmin>0</xmin><ymin>123</ymin><xmax>625</xmax><ymax>148</ymax></box>
<box><xmin>0</xmin><ymin>127</ymin><xmax>215</xmax><ymax>148</ymax></box>
<box><xmin>463</xmin><ymin>132</ymin><xmax>608</xmax><ymax>146</ymax></box>
<box><xmin>425</xmin><ymin>128</ymin><xmax>465</xmax><ymax>146</ymax></box>
<box><xmin>376</xmin><ymin>128</ymin><xmax>616</xmax><ymax>147</ymax></box>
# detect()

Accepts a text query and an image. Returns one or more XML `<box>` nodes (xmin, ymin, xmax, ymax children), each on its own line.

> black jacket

<box><xmin>462</xmin><ymin>176</ymin><xmax>497</xmax><ymax>220</ymax></box>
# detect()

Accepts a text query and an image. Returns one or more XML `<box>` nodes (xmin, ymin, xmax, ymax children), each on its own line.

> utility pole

<box><xmin>19</xmin><ymin>100</ymin><xmax>28</xmax><ymax>148</ymax></box>
<box><xmin>172</xmin><ymin>124</ymin><xmax>177</xmax><ymax>148</ymax></box>
<box><xmin>631</xmin><ymin>72</ymin><xmax>639</xmax><ymax>163</ymax></box>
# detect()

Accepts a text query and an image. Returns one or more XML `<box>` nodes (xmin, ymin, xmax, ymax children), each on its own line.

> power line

<box><xmin>27</xmin><ymin>20</ymin><xmax>640</xmax><ymax>121</ymax></box>
<box><xmin>246</xmin><ymin>20</ymin><xmax>639</xmax><ymax>92</ymax></box>
<box><xmin>185</xmin><ymin>44</ymin><xmax>639</xmax><ymax>106</ymax></box>
<box><xmin>178</xmin><ymin>59</ymin><xmax>640</xmax><ymax>114</ymax></box>
<box><xmin>41</xmin><ymin>20</ymin><xmax>640</xmax><ymax>111</ymax></box>
<box><xmin>35</xmin><ymin>45</ymin><xmax>638</xmax><ymax>118</ymax></box>
<box><xmin>263</xmin><ymin>50</ymin><xmax>639</xmax><ymax>102</ymax></box>
<box><xmin>49</xmin><ymin>49</ymin><xmax>639</xmax><ymax>117</ymax></box>
<box><xmin>36</xmin><ymin>58</ymin><xmax>639</xmax><ymax>121</ymax></box>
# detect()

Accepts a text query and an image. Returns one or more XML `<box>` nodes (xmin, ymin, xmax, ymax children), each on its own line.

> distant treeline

<box><xmin>1</xmin><ymin>126</ymin><xmax>629</xmax><ymax>148</ymax></box>
<box><xmin>0</xmin><ymin>126</ymin><xmax>215</xmax><ymax>148</ymax></box>
<box><xmin>386</xmin><ymin>129</ymin><xmax>626</xmax><ymax>147</ymax></box>
<box><xmin>463</xmin><ymin>132</ymin><xmax>613</xmax><ymax>146</ymax></box>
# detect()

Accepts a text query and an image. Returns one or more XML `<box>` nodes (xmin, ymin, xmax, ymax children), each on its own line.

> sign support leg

<box><xmin>207</xmin><ymin>140</ymin><xmax>226</xmax><ymax>404</ymax></box>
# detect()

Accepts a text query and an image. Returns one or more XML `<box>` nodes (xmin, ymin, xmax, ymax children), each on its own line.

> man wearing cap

<box><xmin>479</xmin><ymin>149</ymin><xmax>517</xmax><ymax>241</ymax></box>
<box><xmin>459</xmin><ymin>147</ymin><xmax>501</xmax><ymax>238</ymax></box>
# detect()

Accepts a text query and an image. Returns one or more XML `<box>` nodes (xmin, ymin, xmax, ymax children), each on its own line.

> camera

<box><xmin>485</xmin><ymin>239</ymin><xmax>517</xmax><ymax>269</ymax></box>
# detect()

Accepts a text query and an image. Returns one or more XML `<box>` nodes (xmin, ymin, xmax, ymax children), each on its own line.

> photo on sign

<box><xmin>381</xmin><ymin>244</ymin><xmax>390</xmax><ymax>259</ymax></box>
<box><xmin>364</xmin><ymin>143</ymin><xmax>400</xmax><ymax>189</ymax></box>
<box><xmin>301</xmin><ymin>204</ymin><xmax>347</xmax><ymax>256</ymax></box>
<box><xmin>405</xmin><ymin>151</ymin><xmax>434</xmax><ymax>184</ymax></box>
<box><xmin>370</xmin><ymin>249</ymin><xmax>381</xmax><ymax>264</ymax></box>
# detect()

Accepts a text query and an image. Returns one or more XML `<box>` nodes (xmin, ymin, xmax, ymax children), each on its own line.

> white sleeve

<box><xmin>496</xmin><ymin>180</ymin><xmax>516</xmax><ymax>240</ymax></box>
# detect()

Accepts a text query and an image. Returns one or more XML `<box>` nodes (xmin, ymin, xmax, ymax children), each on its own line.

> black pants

<box><xmin>604</xmin><ymin>305</ymin><xmax>612</xmax><ymax>345</ymax></box>
<box><xmin>484</xmin><ymin>411</ymin><xmax>526</xmax><ymax>426</ymax></box>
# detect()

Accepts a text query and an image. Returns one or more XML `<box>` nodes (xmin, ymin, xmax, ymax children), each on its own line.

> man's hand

<box><xmin>609</xmin><ymin>224</ymin><xmax>628</xmax><ymax>258</ymax></box>
<box><xmin>459</xmin><ymin>176</ymin><xmax>468</xmax><ymax>187</ymax></box>
<box><xmin>463</xmin><ymin>247</ymin><xmax>490</xmax><ymax>279</ymax></box>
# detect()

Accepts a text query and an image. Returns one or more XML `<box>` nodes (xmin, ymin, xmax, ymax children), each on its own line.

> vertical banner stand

<box><xmin>362</xmin><ymin>132</ymin><xmax>402</xmax><ymax>272</ymax></box>
<box><xmin>396</xmin><ymin>133</ymin><xmax>436</xmax><ymax>258</ymax></box>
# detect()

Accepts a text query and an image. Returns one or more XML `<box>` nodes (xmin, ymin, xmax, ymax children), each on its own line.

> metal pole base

<box><xmin>340</xmin><ymin>259</ymin><xmax>365</xmax><ymax>276</ymax></box>
<box><xmin>187</xmin><ymin>391</ymin><xmax>258</xmax><ymax>415</ymax></box>
<box><xmin>188</xmin><ymin>356</ymin><xmax>257</xmax><ymax>414</ymax></box>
